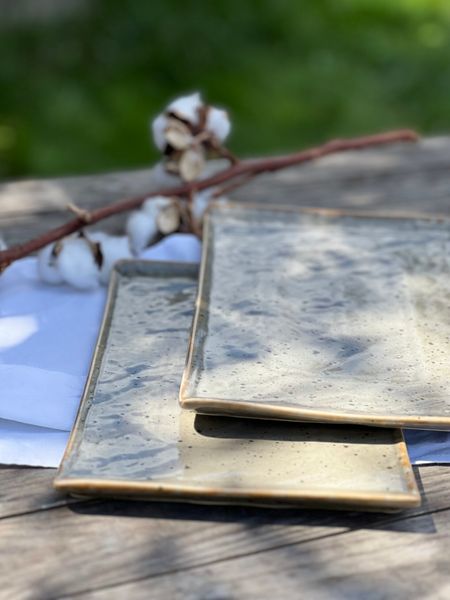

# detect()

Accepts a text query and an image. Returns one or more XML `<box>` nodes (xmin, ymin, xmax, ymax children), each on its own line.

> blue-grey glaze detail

<box><xmin>57</xmin><ymin>261</ymin><xmax>418</xmax><ymax>506</ymax></box>
<box><xmin>184</xmin><ymin>205</ymin><xmax>450</xmax><ymax>424</ymax></box>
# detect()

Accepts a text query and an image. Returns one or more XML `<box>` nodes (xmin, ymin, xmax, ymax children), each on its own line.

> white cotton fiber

<box><xmin>96</xmin><ymin>235</ymin><xmax>132</xmax><ymax>285</ymax></box>
<box><xmin>87</xmin><ymin>231</ymin><xmax>109</xmax><ymax>243</ymax></box>
<box><xmin>142</xmin><ymin>195</ymin><xmax>171</xmax><ymax>217</ymax></box>
<box><xmin>168</xmin><ymin>92</ymin><xmax>202</xmax><ymax>125</ymax></box>
<box><xmin>56</xmin><ymin>237</ymin><xmax>100</xmax><ymax>290</ymax></box>
<box><xmin>206</xmin><ymin>107</ymin><xmax>231</xmax><ymax>142</ymax></box>
<box><xmin>37</xmin><ymin>243</ymin><xmax>64</xmax><ymax>285</ymax></box>
<box><xmin>126</xmin><ymin>210</ymin><xmax>158</xmax><ymax>255</ymax></box>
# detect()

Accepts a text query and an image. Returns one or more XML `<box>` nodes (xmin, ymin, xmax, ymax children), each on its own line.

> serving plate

<box><xmin>55</xmin><ymin>260</ymin><xmax>419</xmax><ymax>510</ymax></box>
<box><xmin>180</xmin><ymin>203</ymin><xmax>450</xmax><ymax>429</ymax></box>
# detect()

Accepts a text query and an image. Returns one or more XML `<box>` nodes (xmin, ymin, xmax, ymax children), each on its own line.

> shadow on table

<box><xmin>68</xmin><ymin>467</ymin><xmax>434</xmax><ymax>535</ymax></box>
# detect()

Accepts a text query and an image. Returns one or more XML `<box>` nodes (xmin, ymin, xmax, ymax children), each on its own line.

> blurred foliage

<box><xmin>1</xmin><ymin>0</ymin><xmax>450</xmax><ymax>179</ymax></box>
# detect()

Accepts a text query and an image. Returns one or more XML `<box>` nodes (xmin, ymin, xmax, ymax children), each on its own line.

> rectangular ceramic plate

<box><xmin>180</xmin><ymin>203</ymin><xmax>450</xmax><ymax>430</ymax></box>
<box><xmin>55</xmin><ymin>260</ymin><xmax>419</xmax><ymax>511</ymax></box>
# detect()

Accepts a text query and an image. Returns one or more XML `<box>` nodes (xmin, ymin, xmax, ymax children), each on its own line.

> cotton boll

<box><xmin>168</xmin><ymin>92</ymin><xmax>203</xmax><ymax>125</ymax></box>
<box><xmin>126</xmin><ymin>210</ymin><xmax>158</xmax><ymax>255</ymax></box>
<box><xmin>56</xmin><ymin>236</ymin><xmax>101</xmax><ymax>290</ymax></box>
<box><xmin>95</xmin><ymin>235</ymin><xmax>132</xmax><ymax>285</ymax></box>
<box><xmin>179</xmin><ymin>146</ymin><xmax>205</xmax><ymax>181</ymax></box>
<box><xmin>151</xmin><ymin>113</ymin><xmax>168</xmax><ymax>151</ymax></box>
<box><xmin>143</xmin><ymin>196</ymin><xmax>180</xmax><ymax>235</ymax></box>
<box><xmin>142</xmin><ymin>195</ymin><xmax>172</xmax><ymax>217</ymax></box>
<box><xmin>87</xmin><ymin>231</ymin><xmax>109</xmax><ymax>245</ymax></box>
<box><xmin>87</xmin><ymin>230</ymin><xmax>131</xmax><ymax>283</ymax></box>
<box><xmin>164</xmin><ymin>118</ymin><xmax>193</xmax><ymax>150</ymax></box>
<box><xmin>206</xmin><ymin>107</ymin><xmax>231</xmax><ymax>142</ymax></box>
<box><xmin>156</xmin><ymin>201</ymin><xmax>181</xmax><ymax>235</ymax></box>
<box><xmin>37</xmin><ymin>243</ymin><xmax>64</xmax><ymax>285</ymax></box>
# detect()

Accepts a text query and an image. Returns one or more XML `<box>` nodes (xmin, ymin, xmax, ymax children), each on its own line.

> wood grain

<box><xmin>83</xmin><ymin>506</ymin><xmax>450</xmax><ymax>600</ymax></box>
<box><xmin>0</xmin><ymin>466</ymin><xmax>87</xmax><ymax>520</ymax></box>
<box><xmin>1</xmin><ymin>137</ymin><xmax>450</xmax><ymax>599</ymax></box>
<box><xmin>0</xmin><ymin>161</ymin><xmax>226</xmax><ymax>246</ymax></box>
<box><xmin>2</xmin><ymin>137</ymin><xmax>450</xmax><ymax>246</ymax></box>
<box><xmin>0</xmin><ymin>467</ymin><xmax>447</xmax><ymax>598</ymax></box>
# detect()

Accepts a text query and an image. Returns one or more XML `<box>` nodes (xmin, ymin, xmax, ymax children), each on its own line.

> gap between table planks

<box><xmin>0</xmin><ymin>466</ymin><xmax>448</xmax><ymax>598</ymax></box>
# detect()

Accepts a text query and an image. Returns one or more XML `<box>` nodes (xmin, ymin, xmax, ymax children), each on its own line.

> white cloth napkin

<box><xmin>0</xmin><ymin>419</ymin><xmax>69</xmax><ymax>467</ymax></box>
<box><xmin>0</xmin><ymin>232</ymin><xmax>449</xmax><ymax>467</ymax></box>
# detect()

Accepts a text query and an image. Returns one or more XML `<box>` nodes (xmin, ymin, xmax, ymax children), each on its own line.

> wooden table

<box><xmin>1</xmin><ymin>138</ymin><xmax>450</xmax><ymax>599</ymax></box>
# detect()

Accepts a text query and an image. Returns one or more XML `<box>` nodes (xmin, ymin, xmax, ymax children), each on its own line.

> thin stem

<box><xmin>0</xmin><ymin>129</ymin><xmax>418</xmax><ymax>272</ymax></box>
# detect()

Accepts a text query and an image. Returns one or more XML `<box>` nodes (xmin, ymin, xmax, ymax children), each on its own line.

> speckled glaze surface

<box><xmin>55</xmin><ymin>260</ymin><xmax>419</xmax><ymax>511</ymax></box>
<box><xmin>180</xmin><ymin>203</ymin><xmax>450</xmax><ymax>429</ymax></box>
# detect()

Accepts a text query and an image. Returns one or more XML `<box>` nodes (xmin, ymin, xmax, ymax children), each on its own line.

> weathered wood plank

<box><xmin>0</xmin><ymin>162</ymin><xmax>226</xmax><ymax>246</ymax></box>
<box><xmin>82</xmin><ymin>507</ymin><xmax>450</xmax><ymax>600</ymax></box>
<box><xmin>235</xmin><ymin>137</ymin><xmax>450</xmax><ymax>215</ymax></box>
<box><xmin>0</xmin><ymin>467</ymin><xmax>447</xmax><ymax>598</ymax></box>
<box><xmin>0</xmin><ymin>161</ymin><xmax>225</xmax><ymax>216</ymax></box>
<box><xmin>237</xmin><ymin>166</ymin><xmax>450</xmax><ymax>215</ymax></box>
<box><xmin>2</xmin><ymin>137</ymin><xmax>450</xmax><ymax>247</ymax></box>
<box><xmin>0</xmin><ymin>466</ymin><xmax>87</xmax><ymax>519</ymax></box>
<box><xmin>0</xmin><ymin>210</ymin><xmax>131</xmax><ymax>246</ymax></box>
<box><xmin>0</xmin><ymin>167</ymin><xmax>160</xmax><ymax>217</ymax></box>
<box><xmin>1</xmin><ymin>138</ymin><xmax>450</xmax><ymax>600</ymax></box>
<box><xmin>3</xmin><ymin>138</ymin><xmax>450</xmax><ymax>216</ymax></box>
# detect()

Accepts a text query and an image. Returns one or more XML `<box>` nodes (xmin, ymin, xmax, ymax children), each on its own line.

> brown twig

<box><xmin>0</xmin><ymin>129</ymin><xmax>418</xmax><ymax>272</ymax></box>
<box><xmin>207</xmin><ymin>137</ymin><xmax>239</xmax><ymax>165</ymax></box>
<box><xmin>66</xmin><ymin>202</ymin><xmax>92</xmax><ymax>223</ymax></box>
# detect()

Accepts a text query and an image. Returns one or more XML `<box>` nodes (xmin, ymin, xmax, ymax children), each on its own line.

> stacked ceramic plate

<box><xmin>55</xmin><ymin>203</ymin><xmax>450</xmax><ymax>511</ymax></box>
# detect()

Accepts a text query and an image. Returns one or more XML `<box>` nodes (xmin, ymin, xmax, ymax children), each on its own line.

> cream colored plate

<box><xmin>180</xmin><ymin>203</ymin><xmax>450</xmax><ymax>430</ymax></box>
<box><xmin>55</xmin><ymin>261</ymin><xmax>419</xmax><ymax>511</ymax></box>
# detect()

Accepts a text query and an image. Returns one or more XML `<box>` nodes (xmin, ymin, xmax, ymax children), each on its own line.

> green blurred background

<box><xmin>1</xmin><ymin>0</ymin><xmax>450</xmax><ymax>180</ymax></box>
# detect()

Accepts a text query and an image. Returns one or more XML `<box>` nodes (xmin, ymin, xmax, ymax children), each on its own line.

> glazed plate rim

<box><xmin>54</xmin><ymin>259</ymin><xmax>420</xmax><ymax>510</ymax></box>
<box><xmin>179</xmin><ymin>202</ymin><xmax>450</xmax><ymax>431</ymax></box>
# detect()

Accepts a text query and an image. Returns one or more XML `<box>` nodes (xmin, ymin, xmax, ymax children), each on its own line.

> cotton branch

<box><xmin>0</xmin><ymin>129</ymin><xmax>418</xmax><ymax>272</ymax></box>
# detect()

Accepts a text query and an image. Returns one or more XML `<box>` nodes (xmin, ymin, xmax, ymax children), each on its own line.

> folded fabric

<box><xmin>0</xmin><ymin>418</ymin><xmax>69</xmax><ymax>468</ymax></box>
<box><xmin>1</xmin><ymin>232</ymin><xmax>450</xmax><ymax>468</ymax></box>
<box><xmin>0</xmin><ymin>364</ymin><xmax>84</xmax><ymax>430</ymax></box>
